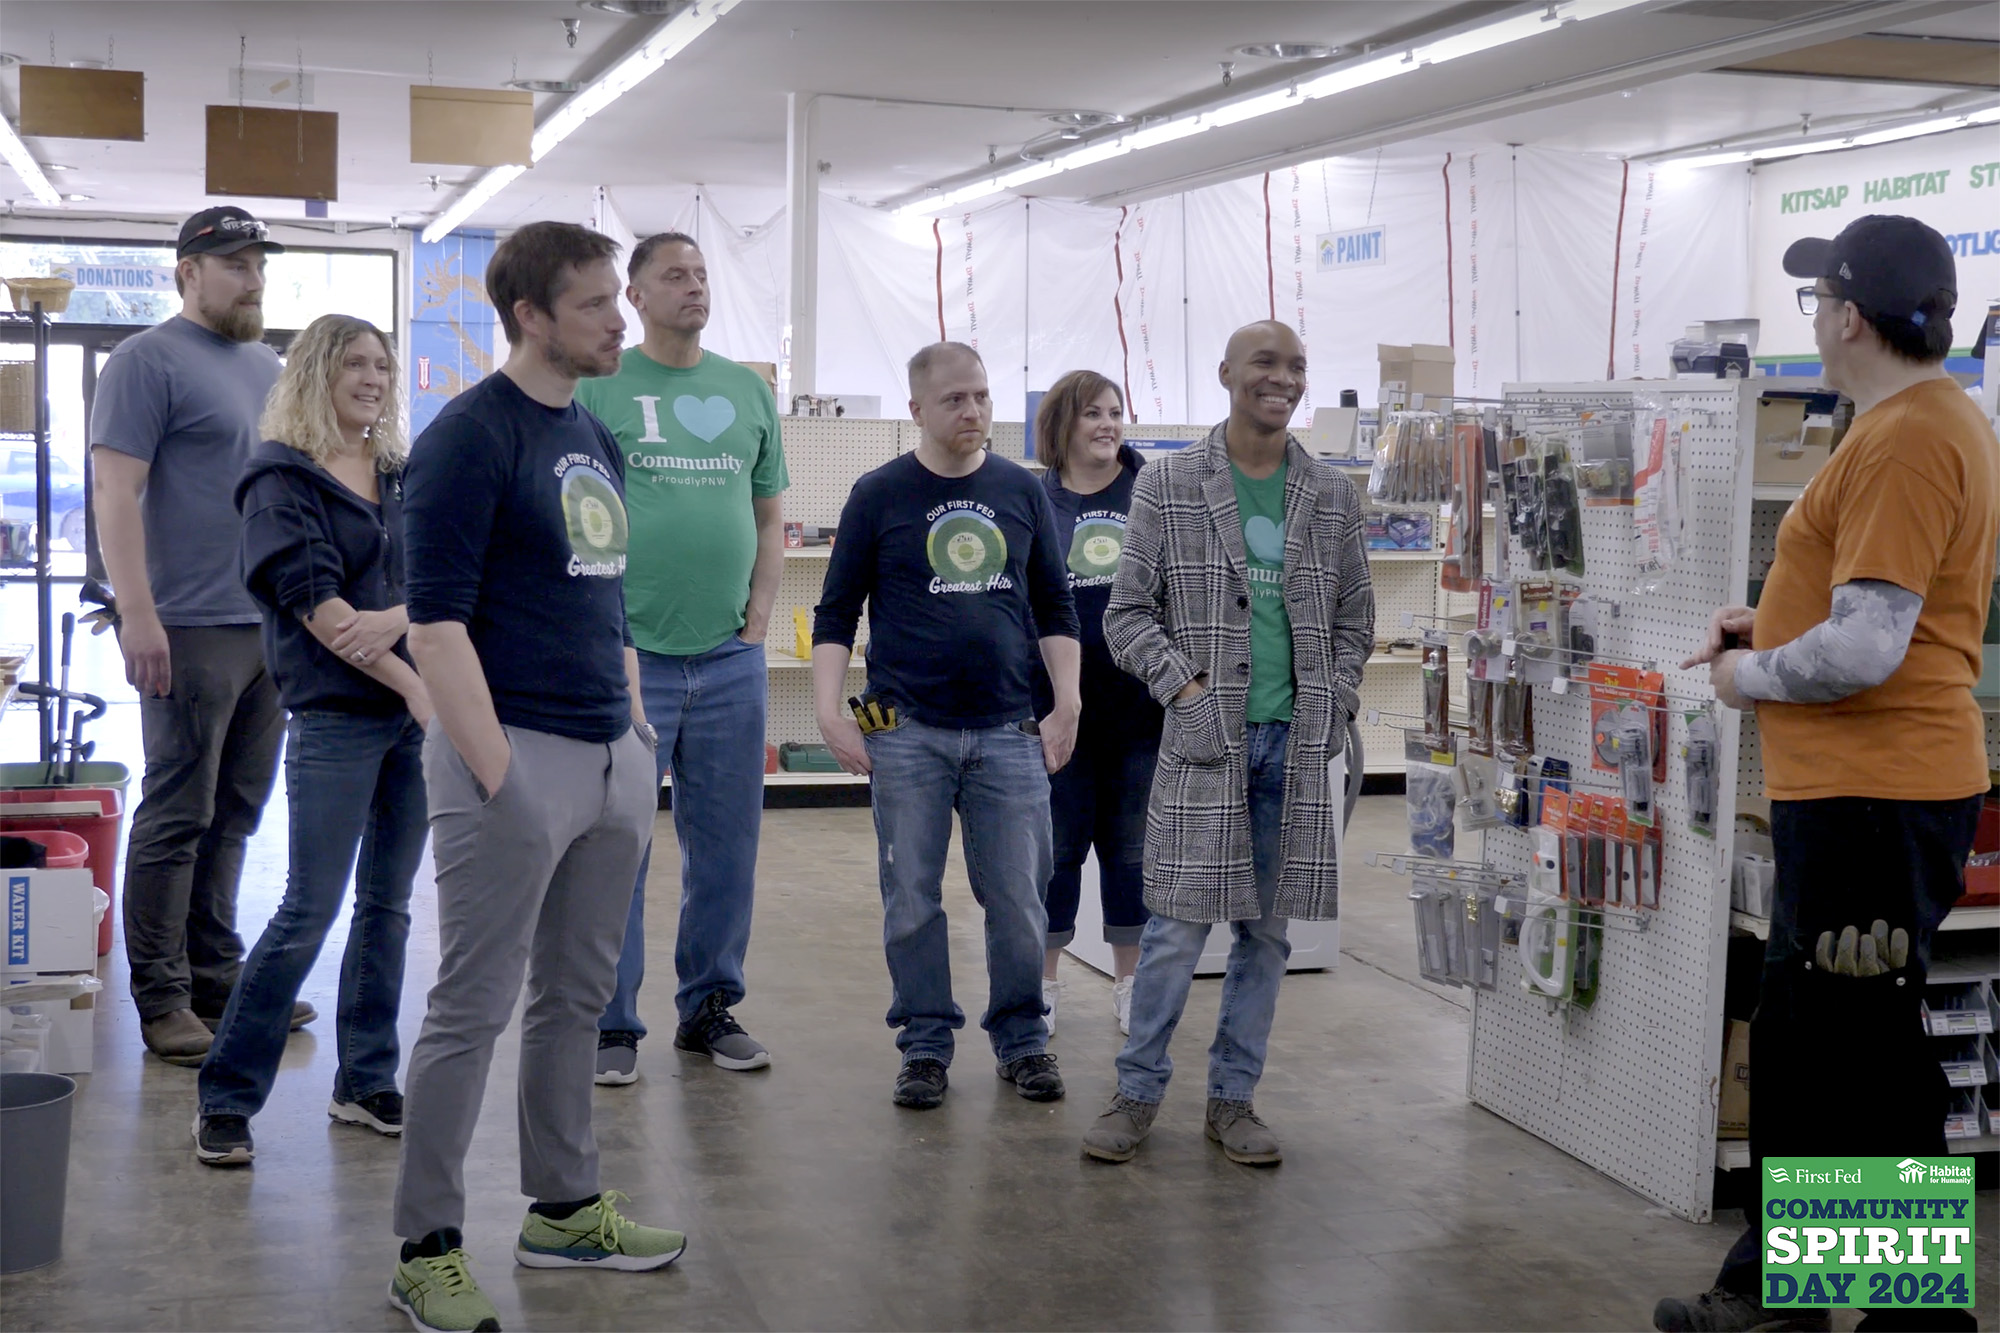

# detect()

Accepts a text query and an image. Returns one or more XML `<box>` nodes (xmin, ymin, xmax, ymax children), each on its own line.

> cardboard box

<box><xmin>1717</xmin><ymin>1018</ymin><xmax>1750</xmax><ymax>1138</ymax></box>
<box><xmin>741</xmin><ymin>361</ymin><xmax>779</xmax><ymax>395</ymax></box>
<box><xmin>4</xmin><ymin>869</ymin><xmax>97</xmax><ymax>976</ymax></box>
<box><xmin>1751</xmin><ymin>395</ymin><xmax>1832</xmax><ymax>486</ymax></box>
<box><xmin>1378</xmin><ymin>343</ymin><xmax>1456</xmax><ymax>399</ymax></box>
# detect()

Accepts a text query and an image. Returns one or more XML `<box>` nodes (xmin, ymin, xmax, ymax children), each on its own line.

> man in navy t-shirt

<box><xmin>813</xmin><ymin>341</ymin><xmax>1081</xmax><ymax>1111</ymax></box>
<box><xmin>388</xmin><ymin>222</ymin><xmax>684</xmax><ymax>1330</ymax></box>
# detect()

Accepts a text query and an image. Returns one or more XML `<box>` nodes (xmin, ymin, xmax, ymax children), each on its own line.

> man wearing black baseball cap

<box><xmin>91</xmin><ymin>204</ymin><xmax>313</xmax><ymax>1065</ymax></box>
<box><xmin>1663</xmin><ymin>219</ymin><xmax>1997</xmax><ymax>1333</ymax></box>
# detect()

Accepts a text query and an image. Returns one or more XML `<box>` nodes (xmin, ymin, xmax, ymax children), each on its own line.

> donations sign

<box><xmin>1762</xmin><ymin>1157</ymin><xmax>1975</xmax><ymax>1312</ymax></box>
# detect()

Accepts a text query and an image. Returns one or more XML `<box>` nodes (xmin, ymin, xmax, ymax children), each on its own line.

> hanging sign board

<box><xmin>410</xmin><ymin>85</ymin><xmax>533</xmax><ymax>167</ymax></box>
<box><xmin>1318</xmin><ymin>225</ymin><xmax>1388</xmax><ymax>271</ymax></box>
<box><xmin>205</xmin><ymin>105</ymin><xmax>339</xmax><ymax>201</ymax></box>
<box><xmin>19</xmin><ymin>65</ymin><xmax>145</xmax><ymax>141</ymax></box>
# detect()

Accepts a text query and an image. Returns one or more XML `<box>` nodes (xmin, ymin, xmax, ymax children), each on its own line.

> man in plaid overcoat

<box><xmin>1083</xmin><ymin>320</ymin><xmax>1375</xmax><ymax>1167</ymax></box>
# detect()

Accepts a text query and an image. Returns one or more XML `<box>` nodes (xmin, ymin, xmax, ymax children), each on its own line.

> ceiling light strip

<box><xmin>0</xmin><ymin>111</ymin><xmax>61</xmax><ymax>207</ymax></box>
<box><xmin>422</xmin><ymin>0</ymin><xmax>738</xmax><ymax>244</ymax></box>
<box><xmin>891</xmin><ymin>0</ymin><xmax>1651</xmax><ymax>217</ymax></box>
<box><xmin>1657</xmin><ymin>103</ymin><xmax>2000</xmax><ymax>169</ymax></box>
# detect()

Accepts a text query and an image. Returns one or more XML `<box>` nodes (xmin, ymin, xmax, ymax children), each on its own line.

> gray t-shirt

<box><xmin>91</xmin><ymin>315</ymin><xmax>280</xmax><ymax>626</ymax></box>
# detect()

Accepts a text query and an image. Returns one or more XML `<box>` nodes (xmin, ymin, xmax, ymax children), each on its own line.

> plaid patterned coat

<box><xmin>1104</xmin><ymin>425</ymin><xmax>1375</xmax><ymax>923</ymax></box>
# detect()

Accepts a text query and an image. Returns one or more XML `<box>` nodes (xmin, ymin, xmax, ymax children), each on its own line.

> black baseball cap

<box><xmin>177</xmin><ymin>206</ymin><xmax>285</xmax><ymax>259</ymax></box>
<box><xmin>1783</xmin><ymin>215</ymin><xmax>1953</xmax><ymax>322</ymax></box>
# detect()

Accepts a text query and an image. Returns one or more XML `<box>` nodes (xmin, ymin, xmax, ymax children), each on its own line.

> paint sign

<box><xmin>1317</xmin><ymin>226</ymin><xmax>1387</xmax><ymax>271</ymax></box>
<box><xmin>51</xmin><ymin>263</ymin><xmax>177</xmax><ymax>293</ymax></box>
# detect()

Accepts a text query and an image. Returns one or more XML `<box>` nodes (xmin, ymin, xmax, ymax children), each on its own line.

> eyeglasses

<box><xmin>1797</xmin><ymin>285</ymin><xmax>1830</xmax><ymax>316</ymax></box>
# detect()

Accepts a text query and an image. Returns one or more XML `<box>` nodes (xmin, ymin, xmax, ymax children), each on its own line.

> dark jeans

<box><xmin>1045</xmin><ymin>720</ymin><xmax>1156</xmax><ymax>948</ymax></box>
<box><xmin>1715</xmin><ymin>793</ymin><xmax>1981</xmax><ymax>1328</ymax></box>
<box><xmin>198</xmin><ymin>710</ymin><xmax>427</xmax><ymax>1117</ymax></box>
<box><xmin>123</xmin><ymin>625</ymin><xmax>284</xmax><ymax>1021</ymax></box>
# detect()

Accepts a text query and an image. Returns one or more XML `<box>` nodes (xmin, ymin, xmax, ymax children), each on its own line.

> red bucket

<box><xmin>1</xmin><ymin>787</ymin><xmax>124</xmax><ymax>956</ymax></box>
<box><xmin>8</xmin><ymin>829</ymin><xmax>88</xmax><ymax>869</ymax></box>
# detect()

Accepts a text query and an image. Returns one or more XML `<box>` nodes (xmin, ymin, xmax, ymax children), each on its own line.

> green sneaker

<box><xmin>389</xmin><ymin>1247</ymin><xmax>501</xmax><ymax>1332</ymax></box>
<box><xmin>514</xmin><ymin>1190</ymin><xmax>687</xmax><ymax>1271</ymax></box>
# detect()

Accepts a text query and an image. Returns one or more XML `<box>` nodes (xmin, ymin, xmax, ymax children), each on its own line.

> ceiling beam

<box><xmin>1076</xmin><ymin>0</ymin><xmax>1974</xmax><ymax>205</ymax></box>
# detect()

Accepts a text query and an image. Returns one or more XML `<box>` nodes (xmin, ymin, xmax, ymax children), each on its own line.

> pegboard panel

<box><xmin>778</xmin><ymin>417</ymin><xmax>902</xmax><ymax>527</ymax></box>
<box><xmin>1460</xmin><ymin>381</ymin><xmax>1758</xmax><ymax>1222</ymax></box>
<box><xmin>1748</xmin><ymin>497</ymin><xmax>1787</xmax><ymax>585</ymax></box>
<box><xmin>763</xmin><ymin>553</ymin><xmax>865</xmax><ymax>747</ymax></box>
<box><xmin>1737</xmin><ymin>711</ymin><xmax>1765</xmax><ymax>802</ymax></box>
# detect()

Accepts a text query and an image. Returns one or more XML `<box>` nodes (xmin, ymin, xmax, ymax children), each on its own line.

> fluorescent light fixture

<box><xmin>423</xmin><ymin>0</ymin><xmax>738</xmax><ymax>243</ymax></box>
<box><xmin>0</xmin><ymin>112</ymin><xmax>61</xmax><ymax>206</ymax></box>
<box><xmin>892</xmin><ymin>0</ymin><xmax>1649</xmax><ymax>216</ymax></box>
<box><xmin>1660</xmin><ymin>103</ymin><xmax>2000</xmax><ymax>170</ymax></box>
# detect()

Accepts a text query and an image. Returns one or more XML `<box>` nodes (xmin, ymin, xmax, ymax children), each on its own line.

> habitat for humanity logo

<box><xmin>1762</xmin><ymin>1157</ymin><xmax>1974</xmax><ymax>1312</ymax></box>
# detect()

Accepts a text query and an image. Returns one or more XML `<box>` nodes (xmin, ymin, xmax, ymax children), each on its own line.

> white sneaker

<box><xmin>1042</xmin><ymin>977</ymin><xmax>1063</xmax><ymax>1039</ymax></box>
<box><xmin>1112</xmin><ymin>976</ymin><xmax>1134</xmax><ymax>1035</ymax></box>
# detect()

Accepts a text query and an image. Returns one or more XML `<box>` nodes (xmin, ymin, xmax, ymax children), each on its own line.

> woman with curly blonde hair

<box><xmin>193</xmin><ymin>313</ymin><xmax>432</xmax><ymax>1166</ymax></box>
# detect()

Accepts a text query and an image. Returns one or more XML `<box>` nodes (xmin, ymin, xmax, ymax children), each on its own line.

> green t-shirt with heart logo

<box><xmin>1232</xmin><ymin>461</ymin><xmax>1294</xmax><ymax>723</ymax></box>
<box><xmin>576</xmin><ymin>348</ymin><xmax>788</xmax><ymax>655</ymax></box>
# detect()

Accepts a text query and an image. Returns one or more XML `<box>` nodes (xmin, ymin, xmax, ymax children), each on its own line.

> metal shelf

<box><xmin>782</xmin><ymin>547</ymin><xmax>833</xmax><ymax>559</ymax></box>
<box><xmin>1750</xmin><ymin>484</ymin><xmax>1803</xmax><ymax>503</ymax></box>
<box><xmin>665</xmin><ymin>769</ymin><xmax>866</xmax><ymax>789</ymax></box>
<box><xmin>766</xmin><ymin>652</ymin><xmax>863</xmax><ymax>671</ymax></box>
<box><xmin>1733</xmin><ymin>906</ymin><xmax>1999</xmax><ymax>940</ymax></box>
<box><xmin>1367</xmin><ymin>549</ymin><xmax>1444</xmax><ymax>561</ymax></box>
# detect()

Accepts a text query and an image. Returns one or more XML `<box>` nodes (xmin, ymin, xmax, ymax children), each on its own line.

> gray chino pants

<box><xmin>393</xmin><ymin>720</ymin><xmax>655</xmax><ymax>1239</ymax></box>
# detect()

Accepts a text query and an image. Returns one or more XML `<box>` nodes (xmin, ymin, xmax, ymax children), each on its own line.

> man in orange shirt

<box><xmin>1659</xmin><ymin>216</ymin><xmax>1995</xmax><ymax>1333</ymax></box>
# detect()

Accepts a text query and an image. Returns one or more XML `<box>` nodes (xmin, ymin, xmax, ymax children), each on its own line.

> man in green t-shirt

<box><xmin>1088</xmin><ymin>320</ymin><xmax>1374</xmax><ymax>1168</ymax></box>
<box><xmin>575</xmin><ymin>232</ymin><xmax>788</xmax><ymax>1082</ymax></box>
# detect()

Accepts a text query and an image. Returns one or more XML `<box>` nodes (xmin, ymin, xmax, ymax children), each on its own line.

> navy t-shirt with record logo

<box><xmin>1032</xmin><ymin>452</ymin><xmax>1162</xmax><ymax>738</ymax></box>
<box><xmin>814</xmin><ymin>450</ymin><xmax>1079</xmax><ymax>730</ymax></box>
<box><xmin>403</xmin><ymin>370</ymin><xmax>636</xmax><ymax>744</ymax></box>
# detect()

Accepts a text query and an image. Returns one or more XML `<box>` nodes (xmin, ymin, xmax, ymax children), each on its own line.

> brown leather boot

<box><xmin>142</xmin><ymin>1008</ymin><xmax>213</xmax><ymax>1066</ymax></box>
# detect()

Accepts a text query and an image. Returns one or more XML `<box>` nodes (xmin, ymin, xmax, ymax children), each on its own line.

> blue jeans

<box><xmin>1116</xmin><ymin>720</ymin><xmax>1292</xmax><ymax>1105</ymax></box>
<box><xmin>600</xmin><ymin>637</ymin><xmax>767</xmax><ymax>1035</ymax></box>
<box><xmin>865</xmin><ymin>718</ymin><xmax>1052</xmax><ymax>1067</ymax></box>
<box><xmin>198</xmin><ymin>710</ymin><xmax>427</xmax><ymax>1116</ymax></box>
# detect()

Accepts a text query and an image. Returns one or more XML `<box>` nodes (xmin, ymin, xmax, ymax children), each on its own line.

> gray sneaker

<box><xmin>1652</xmin><ymin>1287</ymin><xmax>1830</xmax><ymax>1332</ymax></box>
<box><xmin>673</xmin><ymin>993</ymin><xmax>771</xmax><ymax>1071</ymax></box>
<box><xmin>1205</xmin><ymin>1098</ymin><xmax>1281</xmax><ymax>1165</ymax></box>
<box><xmin>1081</xmin><ymin>1094</ymin><xmax>1159</xmax><ymax>1163</ymax></box>
<box><xmin>595</xmin><ymin>1031</ymin><xmax>639</xmax><ymax>1086</ymax></box>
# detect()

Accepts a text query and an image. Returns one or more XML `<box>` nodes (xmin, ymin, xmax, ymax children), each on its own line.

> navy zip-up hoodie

<box><xmin>235</xmin><ymin>439</ymin><xmax>411</xmax><ymax>715</ymax></box>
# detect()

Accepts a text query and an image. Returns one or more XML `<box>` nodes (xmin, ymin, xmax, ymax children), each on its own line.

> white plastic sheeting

<box><xmin>591</xmin><ymin>186</ymin><xmax>787</xmax><ymax>365</ymax></box>
<box><xmin>593</xmin><ymin>143</ymin><xmax>1752</xmax><ymax>422</ymax></box>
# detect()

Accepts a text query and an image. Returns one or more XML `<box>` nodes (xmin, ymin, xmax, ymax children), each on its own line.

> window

<box><xmin>0</xmin><ymin>239</ymin><xmax>394</xmax><ymax>332</ymax></box>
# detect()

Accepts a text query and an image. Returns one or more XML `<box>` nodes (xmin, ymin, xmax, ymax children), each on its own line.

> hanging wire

<box><xmin>107</xmin><ymin>35</ymin><xmax>114</xmax><ymax>68</ymax></box>
<box><xmin>1365</xmin><ymin>146</ymin><xmax>1383</xmax><ymax>224</ymax></box>
<box><xmin>237</xmin><ymin>34</ymin><xmax>247</xmax><ymax>138</ymax></box>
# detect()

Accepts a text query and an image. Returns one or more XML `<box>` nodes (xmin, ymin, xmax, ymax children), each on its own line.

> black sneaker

<box><xmin>328</xmin><ymin>1089</ymin><xmax>404</xmax><ymax>1136</ymax></box>
<box><xmin>595</xmin><ymin>1030</ymin><xmax>641</xmax><ymax>1086</ymax></box>
<box><xmin>192</xmin><ymin>1113</ymin><xmax>254</xmax><ymax>1166</ymax></box>
<box><xmin>673</xmin><ymin>993</ymin><xmax>771</xmax><ymax>1071</ymax></box>
<box><xmin>997</xmin><ymin>1051</ymin><xmax>1065</xmax><ymax>1102</ymax></box>
<box><xmin>892</xmin><ymin>1058</ymin><xmax>949</xmax><ymax>1109</ymax></box>
<box><xmin>1652</xmin><ymin>1286</ymin><xmax>1830</xmax><ymax>1332</ymax></box>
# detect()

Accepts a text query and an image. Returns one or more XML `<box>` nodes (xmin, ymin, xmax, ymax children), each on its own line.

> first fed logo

<box><xmin>1762</xmin><ymin>1157</ymin><xmax>1975</xmax><ymax>1311</ymax></box>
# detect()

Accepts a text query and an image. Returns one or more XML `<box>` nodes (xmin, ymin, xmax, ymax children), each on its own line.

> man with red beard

<box><xmin>92</xmin><ymin>206</ymin><xmax>311</xmax><ymax>1066</ymax></box>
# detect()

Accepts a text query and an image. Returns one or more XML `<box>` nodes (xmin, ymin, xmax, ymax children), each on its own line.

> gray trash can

<box><xmin>1</xmin><ymin>1071</ymin><xmax>76</xmax><ymax>1273</ymax></box>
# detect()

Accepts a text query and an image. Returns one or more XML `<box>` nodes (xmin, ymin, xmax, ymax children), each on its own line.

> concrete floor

<box><xmin>1</xmin><ymin>586</ymin><xmax>1993</xmax><ymax>1330</ymax></box>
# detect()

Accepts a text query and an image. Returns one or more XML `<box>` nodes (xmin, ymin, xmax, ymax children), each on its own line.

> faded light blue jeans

<box><xmin>864</xmin><ymin>718</ymin><xmax>1052</xmax><ymax>1068</ymax></box>
<box><xmin>1116</xmin><ymin>720</ymin><xmax>1292</xmax><ymax>1105</ymax></box>
<box><xmin>600</xmin><ymin>636</ymin><xmax>767</xmax><ymax>1035</ymax></box>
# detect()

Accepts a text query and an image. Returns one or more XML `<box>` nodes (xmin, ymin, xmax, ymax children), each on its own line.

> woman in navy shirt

<box><xmin>194</xmin><ymin>314</ymin><xmax>432</xmax><ymax>1166</ymax></box>
<box><xmin>1034</xmin><ymin>371</ymin><xmax>1162</xmax><ymax>1037</ymax></box>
